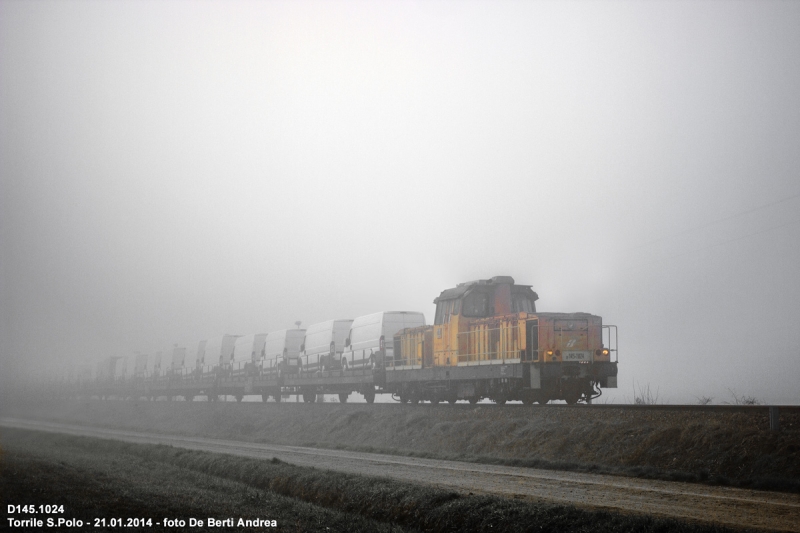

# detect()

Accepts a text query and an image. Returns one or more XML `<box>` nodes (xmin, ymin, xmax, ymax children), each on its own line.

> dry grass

<box><xmin>726</xmin><ymin>388</ymin><xmax>762</xmax><ymax>406</ymax></box>
<box><xmin>1</xmin><ymin>429</ymin><xmax>408</xmax><ymax>533</ymax></box>
<box><xmin>4</xmin><ymin>399</ymin><xmax>799</xmax><ymax>492</ymax></box>
<box><xmin>633</xmin><ymin>382</ymin><xmax>660</xmax><ymax>405</ymax></box>
<box><xmin>1</xmin><ymin>429</ymin><xmax>748</xmax><ymax>533</ymax></box>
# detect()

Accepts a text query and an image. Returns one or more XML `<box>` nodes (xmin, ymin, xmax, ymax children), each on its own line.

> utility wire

<box><xmin>631</xmin><ymin>191</ymin><xmax>800</xmax><ymax>250</ymax></box>
<box><xmin>629</xmin><ymin>216</ymin><xmax>800</xmax><ymax>270</ymax></box>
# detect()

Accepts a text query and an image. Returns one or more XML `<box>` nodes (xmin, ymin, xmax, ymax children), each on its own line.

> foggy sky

<box><xmin>2</xmin><ymin>0</ymin><xmax>799</xmax><ymax>403</ymax></box>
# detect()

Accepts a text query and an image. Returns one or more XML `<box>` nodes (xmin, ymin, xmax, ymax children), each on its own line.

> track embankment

<box><xmin>2</xmin><ymin>399</ymin><xmax>798</xmax><ymax>491</ymax></box>
<box><xmin>5</xmin><ymin>425</ymin><xmax>771</xmax><ymax>533</ymax></box>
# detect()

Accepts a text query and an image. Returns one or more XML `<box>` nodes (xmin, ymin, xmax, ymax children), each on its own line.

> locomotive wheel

<box><xmin>495</xmin><ymin>398</ymin><xmax>507</xmax><ymax>405</ymax></box>
<box><xmin>468</xmin><ymin>396</ymin><xmax>479</xmax><ymax>405</ymax></box>
<box><xmin>274</xmin><ymin>393</ymin><xmax>282</xmax><ymax>403</ymax></box>
<box><xmin>338</xmin><ymin>392</ymin><xmax>349</xmax><ymax>403</ymax></box>
<box><xmin>303</xmin><ymin>392</ymin><xmax>315</xmax><ymax>403</ymax></box>
<box><xmin>447</xmin><ymin>398</ymin><xmax>457</xmax><ymax>405</ymax></box>
<box><xmin>261</xmin><ymin>394</ymin><xmax>269</xmax><ymax>402</ymax></box>
<box><xmin>235</xmin><ymin>395</ymin><xmax>243</xmax><ymax>403</ymax></box>
<box><xmin>430</xmin><ymin>397</ymin><xmax>440</xmax><ymax>406</ymax></box>
<box><xmin>364</xmin><ymin>390</ymin><xmax>376</xmax><ymax>404</ymax></box>
<box><xmin>564</xmin><ymin>391</ymin><xmax>580</xmax><ymax>405</ymax></box>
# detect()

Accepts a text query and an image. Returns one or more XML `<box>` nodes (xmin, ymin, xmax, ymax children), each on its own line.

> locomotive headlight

<box><xmin>602</xmin><ymin>349</ymin><xmax>609</xmax><ymax>356</ymax></box>
<box><xmin>546</xmin><ymin>350</ymin><xmax>553</xmax><ymax>356</ymax></box>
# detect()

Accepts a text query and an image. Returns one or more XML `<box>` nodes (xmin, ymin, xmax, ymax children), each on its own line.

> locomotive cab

<box><xmin>433</xmin><ymin>276</ymin><xmax>538</xmax><ymax>324</ymax></box>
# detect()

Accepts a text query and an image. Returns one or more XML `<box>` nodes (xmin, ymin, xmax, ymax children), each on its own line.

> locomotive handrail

<box><xmin>602</xmin><ymin>325</ymin><xmax>619</xmax><ymax>363</ymax></box>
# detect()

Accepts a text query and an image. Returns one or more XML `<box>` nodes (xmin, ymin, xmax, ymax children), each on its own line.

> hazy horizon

<box><xmin>2</xmin><ymin>0</ymin><xmax>799</xmax><ymax>405</ymax></box>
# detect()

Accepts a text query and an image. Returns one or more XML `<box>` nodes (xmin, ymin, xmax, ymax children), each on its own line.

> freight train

<box><xmin>66</xmin><ymin>276</ymin><xmax>618</xmax><ymax>405</ymax></box>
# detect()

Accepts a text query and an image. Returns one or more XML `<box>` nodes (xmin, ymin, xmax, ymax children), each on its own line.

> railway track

<box><xmin>22</xmin><ymin>383</ymin><xmax>800</xmax><ymax>412</ymax></box>
<box><xmin>2</xmin><ymin>416</ymin><xmax>798</xmax><ymax>532</ymax></box>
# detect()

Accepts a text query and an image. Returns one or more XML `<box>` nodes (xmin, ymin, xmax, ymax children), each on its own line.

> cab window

<box><xmin>512</xmin><ymin>294</ymin><xmax>536</xmax><ymax>313</ymax></box>
<box><xmin>434</xmin><ymin>299</ymin><xmax>455</xmax><ymax>324</ymax></box>
<box><xmin>462</xmin><ymin>291</ymin><xmax>490</xmax><ymax>317</ymax></box>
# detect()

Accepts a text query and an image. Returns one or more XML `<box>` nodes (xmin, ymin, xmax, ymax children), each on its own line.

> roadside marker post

<box><xmin>769</xmin><ymin>406</ymin><xmax>780</xmax><ymax>431</ymax></box>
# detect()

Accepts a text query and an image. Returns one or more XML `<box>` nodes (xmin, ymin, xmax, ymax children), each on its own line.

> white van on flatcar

<box><xmin>262</xmin><ymin>329</ymin><xmax>305</xmax><ymax>375</ymax></box>
<box><xmin>299</xmin><ymin>319</ymin><xmax>353</xmax><ymax>372</ymax></box>
<box><xmin>231</xmin><ymin>333</ymin><xmax>267</xmax><ymax>376</ymax></box>
<box><xmin>133</xmin><ymin>353</ymin><xmax>148</xmax><ymax>378</ymax></box>
<box><xmin>77</xmin><ymin>363</ymin><xmax>94</xmax><ymax>384</ymax></box>
<box><xmin>184</xmin><ymin>340</ymin><xmax>205</xmax><ymax>377</ymax></box>
<box><xmin>96</xmin><ymin>358</ymin><xmax>114</xmax><ymax>382</ymax></box>
<box><xmin>167</xmin><ymin>345</ymin><xmax>187</xmax><ymax>375</ymax></box>
<box><xmin>147</xmin><ymin>351</ymin><xmax>163</xmax><ymax>378</ymax></box>
<box><xmin>341</xmin><ymin>312</ymin><xmax>426</xmax><ymax>370</ymax></box>
<box><xmin>201</xmin><ymin>334</ymin><xmax>240</xmax><ymax>373</ymax></box>
<box><xmin>113</xmin><ymin>355</ymin><xmax>129</xmax><ymax>382</ymax></box>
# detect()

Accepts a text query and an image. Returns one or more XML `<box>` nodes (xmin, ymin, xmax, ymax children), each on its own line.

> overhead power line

<box><xmin>626</xmin><ymin>216</ymin><xmax>800</xmax><ymax>272</ymax></box>
<box><xmin>661</xmin><ymin>217</ymin><xmax>800</xmax><ymax>262</ymax></box>
<box><xmin>631</xmin><ymin>191</ymin><xmax>800</xmax><ymax>250</ymax></box>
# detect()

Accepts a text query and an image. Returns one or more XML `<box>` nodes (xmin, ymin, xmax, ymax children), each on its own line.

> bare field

<box><xmin>1</xmin><ymin>428</ymin><xmax>411</xmax><ymax>533</ymax></box>
<box><xmin>4</xmin><ymin>399</ymin><xmax>798</xmax><ymax>491</ymax></box>
<box><xmin>1</xmin><ymin>428</ymin><xmax>753</xmax><ymax>533</ymax></box>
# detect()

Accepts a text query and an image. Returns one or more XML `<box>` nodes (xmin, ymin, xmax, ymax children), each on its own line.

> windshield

<box><xmin>512</xmin><ymin>293</ymin><xmax>536</xmax><ymax>313</ymax></box>
<box><xmin>462</xmin><ymin>291</ymin><xmax>491</xmax><ymax>317</ymax></box>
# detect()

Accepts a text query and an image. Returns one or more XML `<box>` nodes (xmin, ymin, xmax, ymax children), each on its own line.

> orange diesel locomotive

<box><xmin>390</xmin><ymin>276</ymin><xmax>617</xmax><ymax>404</ymax></box>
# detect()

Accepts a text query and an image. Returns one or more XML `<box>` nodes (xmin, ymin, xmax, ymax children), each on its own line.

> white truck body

<box><xmin>167</xmin><ymin>346</ymin><xmax>187</xmax><ymax>374</ymax></box>
<box><xmin>184</xmin><ymin>340</ymin><xmax>205</xmax><ymax>375</ymax></box>
<box><xmin>201</xmin><ymin>335</ymin><xmax>240</xmax><ymax>372</ymax></box>
<box><xmin>300</xmin><ymin>319</ymin><xmax>353</xmax><ymax>372</ymax></box>
<box><xmin>262</xmin><ymin>329</ymin><xmax>305</xmax><ymax>374</ymax></box>
<box><xmin>231</xmin><ymin>333</ymin><xmax>267</xmax><ymax>374</ymax></box>
<box><xmin>342</xmin><ymin>311</ymin><xmax>426</xmax><ymax>369</ymax></box>
<box><xmin>77</xmin><ymin>363</ymin><xmax>93</xmax><ymax>383</ymax></box>
<box><xmin>148</xmin><ymin>351</ymin><xmax>163</xmax><ymax>377</ymax></box>
<box><xmin>113</xmin><ymin>356</ymin><xmax>129</xmax><ymax>381</ymax></box>
<box><xmin>97</xmin><ymin>358</ymin><xmax>116</xmax><ymax>382</ymax></box>
<box><xmin>133</xmin><ymin>353</ymin><xmax>148</xmax><ymax>377</ymax></box>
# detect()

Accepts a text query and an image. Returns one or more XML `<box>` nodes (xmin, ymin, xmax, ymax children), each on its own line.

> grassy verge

<box><xmin>1</xmin><ymin>428</ymin><xmax>751</xmax><ymax>533</ymax></box>
<box><xmin>5</xmin><ymin>399</ymin><xmax>798</xmax><ymax>494</ymax></box>
<box><xmin>317</xmin><ymin>442</ymin><xmax>800</xmax><ymax>493</ymax></box>
<box><xmin>1</xmin><ymin>429</ymin><xmax>411</xmax><ymax>533</ymax></box>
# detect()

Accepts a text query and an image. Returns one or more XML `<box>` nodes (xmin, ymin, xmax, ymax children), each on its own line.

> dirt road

<box><xmin>2</xmin><ymin>417</ymin><xmax>798</xmax><ymax>532</ymax></box>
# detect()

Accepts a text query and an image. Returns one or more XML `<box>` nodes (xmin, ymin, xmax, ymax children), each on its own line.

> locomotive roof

<box><xmin>433</xmin><ymin>276</ymin><xmax>538</xmax><ymax>304</ymax></box>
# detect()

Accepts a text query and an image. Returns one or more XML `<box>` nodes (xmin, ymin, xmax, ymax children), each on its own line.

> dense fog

<box><xmin>2</xmin><ymin>1</ymin><xmax>799</xmax><ymax>404</ymax></box>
